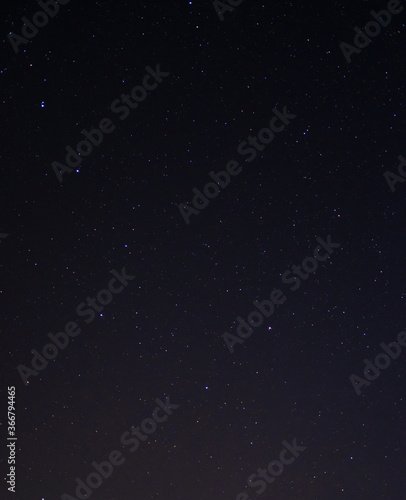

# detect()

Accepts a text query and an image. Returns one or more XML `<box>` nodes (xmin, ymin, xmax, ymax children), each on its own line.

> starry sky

<box><xmin>1</xmin><ymin>0</ymin><xmax>406</xmax><ymax>499</ymax></box>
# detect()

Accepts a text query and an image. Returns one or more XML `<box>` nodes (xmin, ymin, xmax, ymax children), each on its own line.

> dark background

<box><xmin>1</xmin><ymin>0</ymin><xmax>406</xmax><ymax>498</ymax></box>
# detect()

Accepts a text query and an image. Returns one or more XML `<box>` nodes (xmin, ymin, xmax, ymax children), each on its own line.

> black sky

<box><xmin>1</xmin><ymin>1</ymin><xmax>406</xmax><ymax>499</ymax></box>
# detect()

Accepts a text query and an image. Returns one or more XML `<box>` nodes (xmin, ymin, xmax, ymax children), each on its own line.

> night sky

<box><xmin>1</xmin><ymin>0</ymin><xmax>406</xmax><ymax>499</ymax></box>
